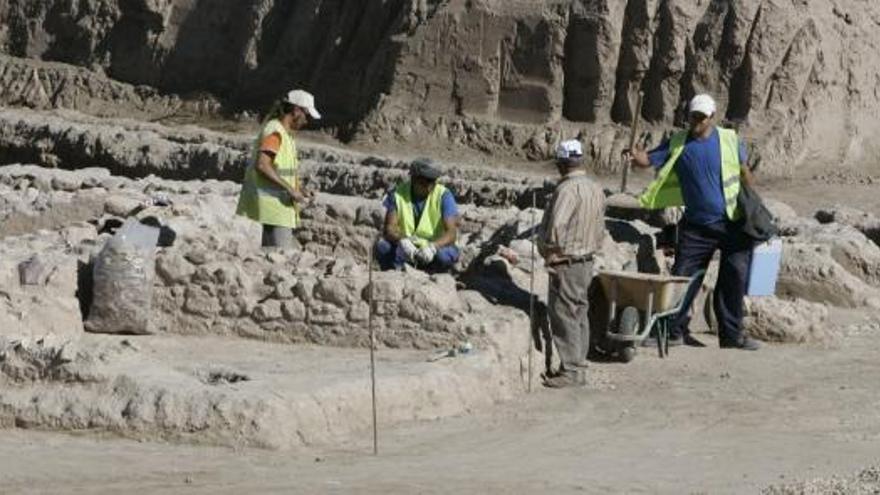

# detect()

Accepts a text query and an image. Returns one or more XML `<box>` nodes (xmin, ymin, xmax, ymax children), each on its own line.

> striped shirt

<box><xmin>538</xmin><ymin>171</ymin><xmax>605</xmax><ymax>261</ymax></box>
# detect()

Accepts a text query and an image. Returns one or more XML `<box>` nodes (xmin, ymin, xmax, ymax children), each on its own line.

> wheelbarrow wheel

<box><xmin>617</xmin><ymin>306</ymin><xmax>639</xmax><ymax>363</ymax></box>
<box><xmin>619</xmin><ymin>345</ymin><xmax>636</xmax><ymax>363</ymax></box>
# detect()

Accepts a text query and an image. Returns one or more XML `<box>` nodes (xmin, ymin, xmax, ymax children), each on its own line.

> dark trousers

<box><xmin>262</xmin><ymin>224</ymin><xmax>295</xmax><ymax>248</ymax></box>
<box><xmin>672</xmin><ymin>220</ymin><xmax>752</xmax><ymax>345</ymax></box>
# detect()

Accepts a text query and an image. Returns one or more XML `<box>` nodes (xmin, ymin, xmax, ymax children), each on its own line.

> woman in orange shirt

<box><xmin>236</xmin><ymin>89</ymin><xmax>321</xmax><ymax>248</ymax></box>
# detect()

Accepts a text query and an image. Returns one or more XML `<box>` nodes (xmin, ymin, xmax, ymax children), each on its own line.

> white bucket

<box><xmin>747</xmin><ymin>238</ymin><xmax>782</xmax><ymax>296</ymax></box>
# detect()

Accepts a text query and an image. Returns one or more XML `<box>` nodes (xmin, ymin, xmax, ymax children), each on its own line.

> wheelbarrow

<box><xmin>596</xmin><ymin>269</ymin><xmax>706</xmax><ymax>362</ymax></box>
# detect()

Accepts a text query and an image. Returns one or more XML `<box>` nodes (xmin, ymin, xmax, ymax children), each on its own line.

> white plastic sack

<box><xmin>85</xmin><ymin>220</ymin><xmax>159</xmax><ymax>335</ymax></box>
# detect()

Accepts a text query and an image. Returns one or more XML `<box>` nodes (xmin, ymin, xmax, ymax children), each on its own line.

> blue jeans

<box><xmin>375</xmin><ymin>239</ymin><xmax>459</xmax><ymax>272</ymax></box>
<box><xmin>671</xmin><ymin>219</ymin><xmax>753</xmax><ymax>344</ymax></box>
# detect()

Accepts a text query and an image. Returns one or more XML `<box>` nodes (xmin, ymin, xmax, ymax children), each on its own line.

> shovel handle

<box><xmin>620</xmin><ymin>92</ymin><xmax>644</xmax><ymax>193</ymax></box>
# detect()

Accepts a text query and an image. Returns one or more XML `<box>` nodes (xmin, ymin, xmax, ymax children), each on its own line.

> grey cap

<box><xmin>410</xmin><ymin>158</ymin><xmax>442</xmax><ymax>180</ymax></box>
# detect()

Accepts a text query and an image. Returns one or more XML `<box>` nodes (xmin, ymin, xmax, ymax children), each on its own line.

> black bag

<box><xmin>737</xmin><ymin>183</ymin><xmax>778</xmax><ymax>242</ymax></box>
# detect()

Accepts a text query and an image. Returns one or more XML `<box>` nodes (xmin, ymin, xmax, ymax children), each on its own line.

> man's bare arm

<box><xmin>432</xmin><ymin>216</ymin><xmax>458</xmax><ymax>248</ymax></box>
<box><xmin>255</xmin><ymin>151</ymin><xmax>305</xmax><ymax>203</ymax></box>
<box><xmin>384</xmin><ymin>210</ymin><xmax>404</xmax><ymax>242</ymax></box>
<box><xmin>740</xmin><ymin>163</ymin><xmax>755</xmax><ymax>187</ymax></box>
<box><xmin>627</xmin><ymin>144</ymin><xmax>652</xmax><ymax>169</ymax></box>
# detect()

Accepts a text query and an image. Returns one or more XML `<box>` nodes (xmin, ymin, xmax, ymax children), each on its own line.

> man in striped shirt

<box><xmin>538</xmin><ymin>140</ymin><xmax>606</xmax><ymax>388</ymax></box>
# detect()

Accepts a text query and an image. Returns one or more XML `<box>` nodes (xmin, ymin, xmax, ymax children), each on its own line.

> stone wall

<box><xmin>151</xmin><ymin>245</ymin><xmax>501</xmax><ymax>350</ymax></box>
<box><xmin>4</xmin><ymin>162</ymin><xmax>880</xmax><ymax>353</ymax></box>
<box><xmin>0</xmin><ymin>164</ymin><xmax>550</xmax><ymax>350</ymax></box>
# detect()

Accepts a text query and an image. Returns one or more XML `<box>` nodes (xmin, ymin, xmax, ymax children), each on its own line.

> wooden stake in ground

<box><xmin>368</xmin><ymin>240</ymin><xmax>379</xmax><ymax>455</ymax></box>
<box><xmin>620</xmin><ymin>92</ymin><xmax>644</xmax><ymax>193</ymax></box>
<box><xmin>528</xmin><ymin>191</ymin><xmax>537</xmax><ymax>393</ymax></box>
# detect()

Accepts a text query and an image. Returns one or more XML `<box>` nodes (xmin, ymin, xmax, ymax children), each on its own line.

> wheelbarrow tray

<box><xmin>597</xmin><ymin>270</ymin><xmax>692</xmax><ymax>313</ymax></box>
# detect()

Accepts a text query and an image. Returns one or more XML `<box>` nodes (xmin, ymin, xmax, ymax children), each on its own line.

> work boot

<box><xmin>542</xmin><ymin>370</ymin><xmax>586</xmax><ymax>389</ymax></box>
<box><xmin>720</xmin><ymin>335</ymin><xmax>761</xmax><ymax>351</ymax></box>
<box><xmin>683</xmin><ymin>334</ymin><xmax>707</xmax><ymax>347</ymax></box>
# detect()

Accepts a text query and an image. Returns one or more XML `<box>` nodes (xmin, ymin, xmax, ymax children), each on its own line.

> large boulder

<box><xmin>743</xmin><ymin>297</ymin><xmax>832</xmax><ymax>343</ymax></box>
<box><xmin>815</xmin><ymin>205</ymin><xmax>880</xmax><ymax>247</ymax></box>
<box><xmin>0</xmin><ymin>251</ymin><xmax>83</xmax><ymax>341</ymax></box>
<box><xmin>777</xmin><ymin>242</ymin><xmax>880</xmax><ymax>309</ymax></box>
<box><xmin>794</xmin><ymin>222</ymin><xmax>880</xmax><ymax>287</ymax></box>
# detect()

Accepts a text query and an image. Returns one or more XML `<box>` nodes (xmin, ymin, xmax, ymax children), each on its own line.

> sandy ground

<box><xmin>1</xmin><ymin>308</ymin><xmax>878</xmax><ymax>494</ymax></box>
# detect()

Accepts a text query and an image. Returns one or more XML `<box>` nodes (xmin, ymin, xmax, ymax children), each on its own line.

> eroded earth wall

<box><xmin>2</xmin><ymin>0</ymin><xmax>879</xmax><ymax>175</ymax></box>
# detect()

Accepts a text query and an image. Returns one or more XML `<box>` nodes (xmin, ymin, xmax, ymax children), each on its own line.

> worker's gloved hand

<box><xmin>415</xmin><ymin>243</ymin><xmax>437</xmax><ymax>265</ymax></box>
<box><xmin>399</xmin><ymin>237</ymin><xmax>419</xmax><ymax>263</ymax></box>
<box><xmin>287</xmin><ymin>188</ymin><xmax>307</xmax><ymax>205</ymax></box>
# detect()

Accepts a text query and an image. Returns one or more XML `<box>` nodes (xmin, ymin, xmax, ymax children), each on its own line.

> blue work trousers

<box><xmin>375</xmin><ymin>238</ymin><xmax>459</xmax><ymax>272</ymax></box>
<box><xmin>672</xmin><ymin>219</ymin><xmax>753</xmax><ymax>345</ymax></box>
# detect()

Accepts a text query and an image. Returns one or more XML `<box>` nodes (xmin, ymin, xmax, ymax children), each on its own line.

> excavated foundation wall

<box><xmin>151</xmin><ymin>240</ymin><xmax>498</xmax><ymax>350</ymax></box>
<box><xmin>0</xmin><ymin>164</ymin><xmax>572</xmax><ymax>351</ymax></box>
<box><xmin>2</xmin><ymin>1</ymin><xmax>879</xmax><ymax>175</ymax></box>
<box><xmin>7</xmin><ymin>159</ymin><xmax>880</xmax><ymax>353</ymax></box>
<box><xmin>0</xmin><ymin>108</ymin><xmax>555</xmax><ymax>208</ymax></box>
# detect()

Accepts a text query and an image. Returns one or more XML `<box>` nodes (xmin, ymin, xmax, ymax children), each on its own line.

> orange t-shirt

<box><xmin>260</xmin><ymin>132</ymin><xmax>282</xmax><ymax>156</ymax></box>
<box><xmin>259</xmin><ymin>132</ymin><xmax>297</xmax><ymax>188</ymax></box>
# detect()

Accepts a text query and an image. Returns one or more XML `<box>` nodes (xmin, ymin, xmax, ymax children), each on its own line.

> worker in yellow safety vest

<box><xmin>627</xmin><ymin>94</ymin><xmax>760</xmax><ymax>351</ymax></box>
<box><xmin>376</xmin><ymin>158</ymin><xmax>460</xmax><ymax>271</ymax></box>
<box><xmin>236</xmin><ymin>89</ymin><xmax>320</xmax><ymax>248</ymax></box>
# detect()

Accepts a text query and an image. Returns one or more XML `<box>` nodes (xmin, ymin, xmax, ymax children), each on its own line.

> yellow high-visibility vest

<box><xmin>394</xmin><ymin>182</ymin><xmax>448</xmax><ymax>248</ymax></box>
<box><xmin>639</xmin><ymin>127</ymin><xmax>742</xmax><ymax>220</ymax></box>
<box><xmin>236</xmin><ymin>119</ymin><xmax>299</xmax><ymax>228</ymax></box>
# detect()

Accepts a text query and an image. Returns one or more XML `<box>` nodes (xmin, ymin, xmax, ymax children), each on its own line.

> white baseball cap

<box><xmin>284</xmin><ymin>89</ymin><xmax>321</xmax><ymax>120</ymax></box>
<box><xmin>555</xmin><ymin>139</ymin><xmax>584</xmax><ymax>160</ymax></box>
<box><xmin>689</xmin><ymin>94</ymin><xmax>716</xmax><ymax>116</ymax></box>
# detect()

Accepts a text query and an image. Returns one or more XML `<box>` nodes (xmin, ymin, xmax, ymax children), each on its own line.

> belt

<box><xmin>546</xmin><ymin>254</ymin><xmax>593</xmax><ymax>267</ymax></box>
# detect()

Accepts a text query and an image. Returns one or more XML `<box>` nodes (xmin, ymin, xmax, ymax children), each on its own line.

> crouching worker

<box><xmin>236</xmin><ymin>89</ymin><xmax>320</xmax><ymax>248</ymax></box>
<box><xmin>376</xmin><ymin>159</ymin><xmax>460</xmax><ymax>272</ymax></box>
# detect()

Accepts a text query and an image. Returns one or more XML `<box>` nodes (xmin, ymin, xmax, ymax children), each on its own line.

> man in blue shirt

<box><xmin>628</xmin><ymin>94</ymin><xmax>759</xmax><ymax>351</ymax></box>
<box><xmin>644</xmin><ymin>128</ymin><xmax>749</xmax><ymax>226</ymax></box>
<box><xmin>376</xmin><ymin>158</ymin><xmax>460</xmax><ymax>271</ymax></box>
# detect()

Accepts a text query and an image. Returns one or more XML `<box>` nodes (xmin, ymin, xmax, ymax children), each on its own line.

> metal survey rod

<box><xmin>368</xmin><ymin>239</ymin><xmax>379</xmax><ymax>455</ymax></box>
<box><xmin>528</xmin><ymin>191</ymin><xmax>537</xmax><ymax>393</ymax></box>
<box><xmin>620</xmin><ymin>92</ymin><xmax>644</xmax><ymax>193</ymax></box>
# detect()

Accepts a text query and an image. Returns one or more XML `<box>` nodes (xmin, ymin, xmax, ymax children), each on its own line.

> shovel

<box><xmin>620</xmin><ymin>92</ymin><xmax>644</xmax><ymax>193</ymax></box>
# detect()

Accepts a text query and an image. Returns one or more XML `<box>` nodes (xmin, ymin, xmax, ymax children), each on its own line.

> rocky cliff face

<box><xmin>1</xmin><ymin>0</ymin><xmax>879</xmax><ymax>175</ymax></box>
<box><xmin>0</xmin><ymin>0</ymin><xmax>426</xmax><ymax>126</ymax></box>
